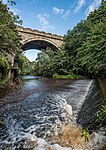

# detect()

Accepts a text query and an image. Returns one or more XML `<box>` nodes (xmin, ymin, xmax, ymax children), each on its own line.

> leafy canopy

<box><xmin>64</xmin><ymin>1</ymin><xmax>106</xmax><ymax>77</ymax></box>
<box><xmin>0</xmin><ymin>0</ymin><xmax>22</xmax><ymax>78</ymax></box>
<box><xmin>0</xmin><ymin>0</ymin><xmax>22</xmax><ymax>55</ymax></box>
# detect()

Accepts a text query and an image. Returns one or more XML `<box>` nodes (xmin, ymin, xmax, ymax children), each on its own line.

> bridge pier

<box><xmin>7</xmin><ymin>54</ymin><xmax>19</xmax><ymax>80</ymax></box>
<box><xmin>10</xmin><ymin>55</ymin><xmax>19</xmax><ymax>79</ymax></box>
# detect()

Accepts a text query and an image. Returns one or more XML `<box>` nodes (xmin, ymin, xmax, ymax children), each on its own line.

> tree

<box><xmin>18</xmin><ymin>54</ymin><xmax>30</xmax><ymax>75</ymax></box>
<box><xmin>0</xmin><ymin>1</ymin><xmax>22</xmax><ymax>55</ymax></box>
<box><xmin>0</xmin><ymin>1</ymin><xmax>22</xmax><ymax>78</ymax></box>
<box><xmin>64</xmin><ymin>2</ymin><xmax>106</xmax><ymax>77</ymax></box>
<box><xmin>0</xmin><ymin>56</ymin><xmax>10</xmax><ymax>78</ymax></box>
<box><xmin>35</xmin><ymin>47</ymin><xmax>72</xmax><ymax>76</ymax></box>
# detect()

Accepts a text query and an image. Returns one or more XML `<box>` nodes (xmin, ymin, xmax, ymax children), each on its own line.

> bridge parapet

<box><xmin>17</xmin><ymin>26</ymin><xmax>63</xmax><ymax>50</ymax></box>
<box><xmin>17</xmin><ymin>26</ymin><xmax>63</xmax><ymax>41</ymax></box>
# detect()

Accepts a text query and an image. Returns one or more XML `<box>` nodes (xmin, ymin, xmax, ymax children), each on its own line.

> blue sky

<box><xmin>5</xmin><ymin>0</ymin><xmax>102</xmax><ymax>35</ymax></box>
<box><xmin>3</xmin><ymin>0</ymin><xmax>102</xmax><ymax>61</ymax></box>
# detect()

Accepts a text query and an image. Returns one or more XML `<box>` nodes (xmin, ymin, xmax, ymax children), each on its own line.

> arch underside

<box><xmin>22</xmin><ymin>40</ymin><xmax>59</xmax><ymax>51</ymax></box>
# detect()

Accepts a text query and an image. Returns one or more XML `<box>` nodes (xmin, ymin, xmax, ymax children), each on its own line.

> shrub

<box><xmin>0</xmin><ymin>56</ymin><xmax>10</xmax><ymax>78</ymax></box>
<box><xmin>96</xmin><ymin>105</ymin><xmax>106</xmax><ymax>125</ymax></box>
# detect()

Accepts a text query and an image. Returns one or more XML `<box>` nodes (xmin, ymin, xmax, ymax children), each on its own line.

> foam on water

<box><xmin>0</xmin><ymin>79</ymin><xmax>105</xmax><ymax>149</ymax></box>
<box><xmin>0</xmin><ymin>116</ymin><xmax>74</xmax><ymax>150</ymax></box>
<box><xmin>5</xmin><ymin>134</ymin><xmax>73</xmax><ymax>150</ymax></box>
<box><xmin>0</xmin><ymin>93</ymin><xmax>75</xmax><ymax>149</ymax></box>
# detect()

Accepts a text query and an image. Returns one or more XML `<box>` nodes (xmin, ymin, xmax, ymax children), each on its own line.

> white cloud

<box><xmin>52</xmin><ymin>7</ymin><xmax>70</xmax><ymax>19</ymax></box>
<box><xmin>86</xmin><ymin>0</ymin><xmax>101</xmax><ymax>17</ymax></box>
<box><xmin>62</xmin><ymin>10</ymin><xmax>70</xmax><ymax>19</ymax></box>
<box><xmin>74</xmin><ymin>0</ymin><xmax>85</xmax><ymax>13</ymax></box>
<box><xmin>37</xmin><ymin>13</ymin><xmax>49</xmax><ymax>26</ymax></box>
<box><xmin>42</xmin><ymin>12</ymin><xmax>50</xmax><ymax>18</ymax></box>
<box><xmin>52</xmin><ymin>7</ymin><xmax>64</xmax><ymax>15</ymax></box>
<box><xmin>36</xmin><ymin>13</ymin><xmax>55</xmax><ymax>31</ymax></box>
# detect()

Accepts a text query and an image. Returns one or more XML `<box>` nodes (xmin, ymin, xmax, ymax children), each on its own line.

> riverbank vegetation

<box><xmin>18</xmin><ymin>54</ymin><xmax>36</xmax><ymax>75</ymax></box>
<box><xmin>0</xmin><ymin>56</ymin><xmax>10</xmax><ymax>79</ymax></box>
<box><xmin>96</xmin><ymin>105</ymin><xmax>106</xmax><ymax>125</ymax></box>
<box><xmin>52</xmin><ymin>73</ymin><xmax>83</xmax><ymax>79</ymax></box>
<box><xmin>0</xmin><ymin>0</ymin><xmax>22</xmax><ymax>85</ymax></box>
<box><xmin>64</xmin><ymin>1</ymin><xmax>106</xmax><ymax>77</ymax></box>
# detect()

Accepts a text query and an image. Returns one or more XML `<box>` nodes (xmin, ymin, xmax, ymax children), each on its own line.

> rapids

<box><xmin>0</xmin><ymin>76</ymin><xmax>105</xmax><ymax>150</ymax></box>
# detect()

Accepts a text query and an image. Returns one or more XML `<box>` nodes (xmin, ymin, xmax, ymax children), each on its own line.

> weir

<box><xmin>77</xmin><ymin>80</ymin><xmax>105</xmax><ymax>129</ymax></box>
<box><xmin>0</xmin><ymin>77</ymin><xmax>105</xmax><ymax>150</ymax></box>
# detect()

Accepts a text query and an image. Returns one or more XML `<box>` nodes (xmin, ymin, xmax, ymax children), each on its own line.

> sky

<box><xmin>2</xmin><ymin>0</ymin><xmax>102</xmax><ymax>61</ymax></box>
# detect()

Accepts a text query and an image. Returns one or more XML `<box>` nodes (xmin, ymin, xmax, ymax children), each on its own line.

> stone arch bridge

<box><xmin>10</xmin><ymin>26</ymin><xmax>63</xmax><ymax>78</ymax></box>
<box><xmin>17</xmin><ymin>26</ymin><xmax>63</xmax><ymax>51</ymax></box>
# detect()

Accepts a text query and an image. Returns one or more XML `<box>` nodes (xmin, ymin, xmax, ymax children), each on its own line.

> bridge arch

<box><xmin>21</xmin><ymin>38</ymin><xmax>59</xmax><ymax>51</ymax></box>
<box><xmin>17</xmin><ymin>26</ymin><xmax>63</xmax><ymax>51</ymax></box>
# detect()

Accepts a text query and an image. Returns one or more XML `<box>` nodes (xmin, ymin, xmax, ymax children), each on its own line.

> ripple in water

<box><xmin>0</xmin><ymin>77</ymin><xmax>105</xmax><ymax>149</ymax></box>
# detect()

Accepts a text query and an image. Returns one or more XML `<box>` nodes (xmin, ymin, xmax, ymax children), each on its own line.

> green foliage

<box><xmin>96</xmin><ymin>105</ymin><xmax>106</xmax><ymax>124</ymax></box>
<box><xmin>18</xmin><ymin>54</ymin><xmax>37</xmax><ymax>75</ymax></box>
<box><xmin>0</xmin><ymin>1</ymin><xmax>22</xmax><ymax>55</ymax></box>
<box><xmin>52</xmin><ymin>73</ymin><xmax>83</xmax><ymax>79</ymax></box>
<box><xmin>81</xmin><ymin>128</ymin><xmax>89</xmax><ymax>142</ymax></box>
<box><xmin>18</xmin><ymin>54</ymin><xmax>30</xmax><ymax>75</ymax></box>
<box><xmin>0</xmin><ymin>55</ymin><xmax>10</xmax><ymax>78</ymax></box>
<box><xmin>0</xmin><ymin>1</ymin><xmax>22</xmax><ymax>80</ymax></box>
<box><xmin>64</xmin><ymin>2</ymin><xmax>106</xmax><ymax>77</ymax></box>
<box><xmin>35</xmin><ymin>48</ymin><xmax>72</xmax><ymax>77</ymax></box>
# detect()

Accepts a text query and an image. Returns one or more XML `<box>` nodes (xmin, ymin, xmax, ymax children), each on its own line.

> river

<box><xmin>0</xmin><ymin>76</ymin><xmax>105</xmax><ymax>150</ymax></box>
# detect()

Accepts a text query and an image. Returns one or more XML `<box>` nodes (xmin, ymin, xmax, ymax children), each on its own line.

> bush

<box><xmin>52</xmin><ymin>73</ymin><xmax>59</xmax><ymax>79</ymax></box>
<box><xmin>0</xmin><ymin>56</ymin><xmax>10</xmax><ymax>78</ymax></box>
<box><xmin>52</xmin><ymin>73</ymin><xmax>83</xmax><ymax>79</ymax></box>
<box><xmin>96</xmin><ymin>105</ymin><xmax>106</xmax><ymax>125</ymax></box>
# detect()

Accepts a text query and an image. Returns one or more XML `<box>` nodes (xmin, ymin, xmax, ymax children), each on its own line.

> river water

<box><xmin>0</xmin><ymin>76</ymin><xmax>105</xmax><ymax>150</ymax></box>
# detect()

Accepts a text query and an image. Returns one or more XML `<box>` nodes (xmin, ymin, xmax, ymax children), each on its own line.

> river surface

<box><xmin>0</xmin><ymin>76</ymin><xmax>105</xmax><ymax>150</ymax></box>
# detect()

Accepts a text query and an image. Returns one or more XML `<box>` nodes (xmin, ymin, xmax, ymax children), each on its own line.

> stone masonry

<box><xmin>17</xmin><ymin>26</ymin><xmax>63</xmax><ymax>50</ymax></box>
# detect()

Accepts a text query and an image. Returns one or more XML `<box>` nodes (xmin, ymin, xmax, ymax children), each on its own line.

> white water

<box><xmin>0</xmin><ymin>78</ymin><xmax>105</xmax><ymax>150</ymax></box>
